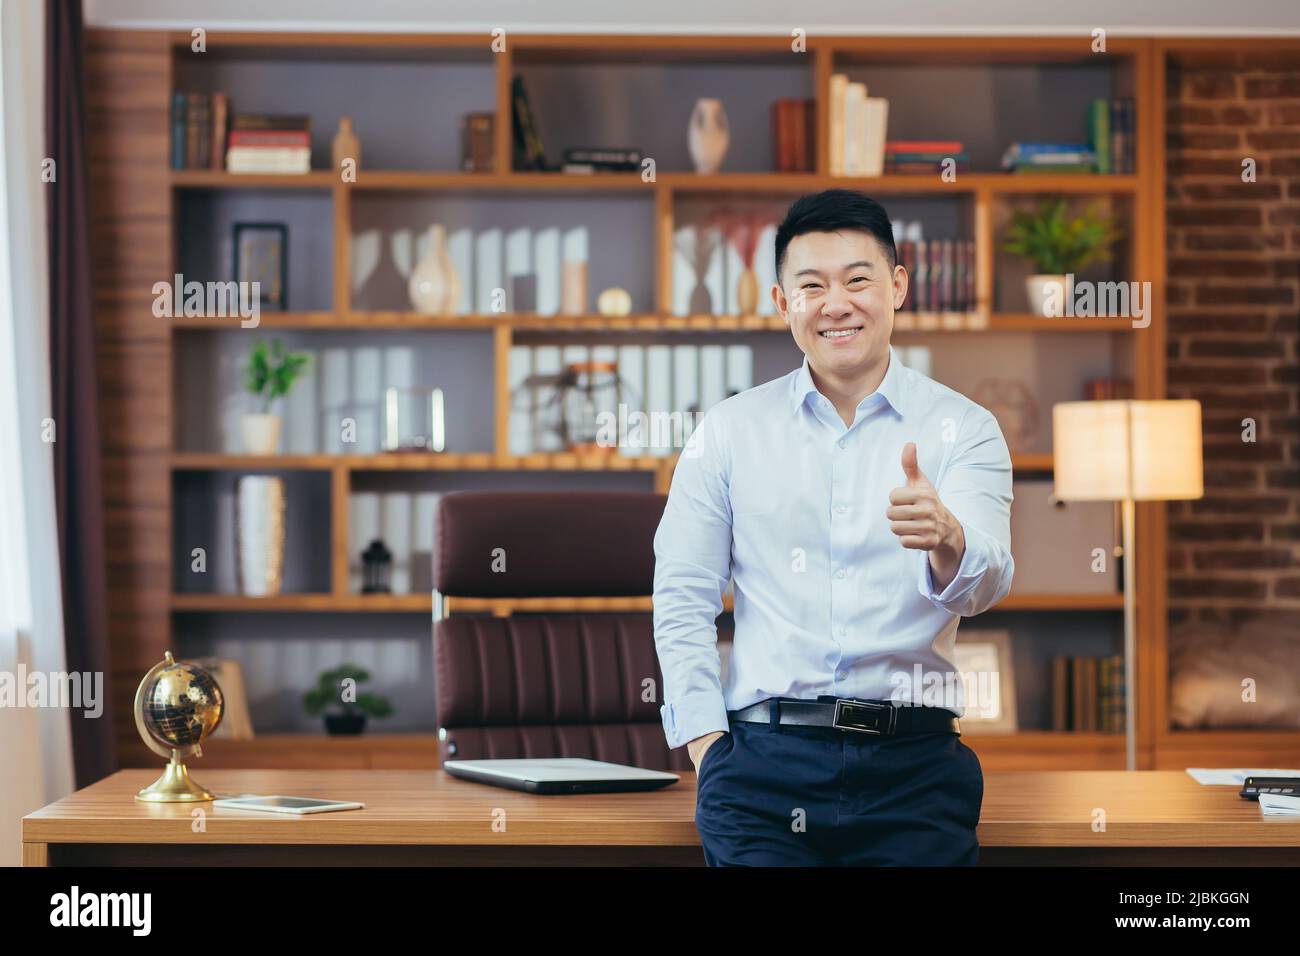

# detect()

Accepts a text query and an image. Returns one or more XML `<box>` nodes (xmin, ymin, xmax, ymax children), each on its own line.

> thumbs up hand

<box><xmin>888</xmin><ymin>442</ymin><xmax>966</xmax><ymax>589</ymax></box>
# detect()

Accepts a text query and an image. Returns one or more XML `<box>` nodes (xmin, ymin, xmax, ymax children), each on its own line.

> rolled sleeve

<box><xmin>917</xmin><ymin>407</ymin><xmax>1015</xmax><ymax>617</ymax></box>
<box><xmin>652</xmin><ymin>408</ymin><xmax>734</xmax><ymax>749</ymax></box>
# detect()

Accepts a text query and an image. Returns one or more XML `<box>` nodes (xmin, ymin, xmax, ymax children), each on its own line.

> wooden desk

<box><xmin>23</xmin><ymin>769</ymin><xmax>1300</xmax><ymax>866</ymax></box>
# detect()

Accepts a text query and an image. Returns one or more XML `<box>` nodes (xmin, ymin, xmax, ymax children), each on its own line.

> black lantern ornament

<box><xmin>360</xmin><ymin>539</ymin><xmax>393</xmax><ymax>593</ymax></box>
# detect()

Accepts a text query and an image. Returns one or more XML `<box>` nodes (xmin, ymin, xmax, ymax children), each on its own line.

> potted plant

<box><xmin>241</xmin><ymin>339</ymin><xmax>310</xmax><ymax>454</ymax></box>
<box><xmin>1001</xmin><ymin>198</ymin><xmax>1123</xmax><ymax>317</ymax></box>
<box><xmin>303</xmin><ymin>664</ymin><xmax>394</xmax><ymax>735</ymax></box>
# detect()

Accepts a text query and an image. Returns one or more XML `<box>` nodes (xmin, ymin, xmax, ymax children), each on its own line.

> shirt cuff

<box><xmin>917</xmin><ymin>524</ymin><xmax>990</xmax><ymax>609</ymax></box>
<box><xmin>660</xmin><ymin>691</ymin><xmax>730</xmax><ymax>750</ymax></box>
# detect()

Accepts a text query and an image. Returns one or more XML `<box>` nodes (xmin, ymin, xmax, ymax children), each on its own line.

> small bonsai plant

<box><xmin>304</xmin><ymin>664</ymin><xmax>394</xmax><ymax>735</ymax></box>
<box><xmin>239</xmin><ymin>339</ymin><xmax>310</xmax><ymax>454</ymax></box>
<box><xmin>1001</xmin><ymin>198</ymin><xmax>1124</xmax><ymax>315</ymax></box>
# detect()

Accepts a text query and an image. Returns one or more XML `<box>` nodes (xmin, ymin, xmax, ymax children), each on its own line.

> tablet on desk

<box><xmin>443</xmin><ymin>758</ymin><xmax>679</xmax><ymax>794</ymax></box>
<box><xmin>212</xmin><ymin>795</ymin><xmax>366</xmax><ymax>814</ymax></box>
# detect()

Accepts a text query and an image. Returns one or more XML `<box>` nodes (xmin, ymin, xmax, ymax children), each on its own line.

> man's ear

<box><xmin>892</xmin><ymin>263</ymin><xmax>909</xmax><ymax>311</ymax></box>
<box><xmin>770</xmin><ymin>282</ymin><xmax>790</xmax><ymax>326</ymax></box>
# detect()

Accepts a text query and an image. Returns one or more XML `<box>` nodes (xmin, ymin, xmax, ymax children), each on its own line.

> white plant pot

<box><xmin>688</xmin><ymin>98</ymin><xmax>730</xmax><ymax>175</ymax></box>
<box><xmin>1026</xmin><ymin>274</ymin><xmax>1071</xmax><ymax>318</ymax></box>
<box><xmin>241</xmin><ymin>414</ymin><xmax>282</xmax><ymax>455</ymax></box>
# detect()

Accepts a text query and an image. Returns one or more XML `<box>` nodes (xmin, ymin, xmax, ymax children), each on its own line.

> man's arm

<box><xmin>652</xmin><ymin>408</ymin><xmax>733</xmax><ymax>757</ymax></box>
<box><xmin>912</xmin><ymin>407</ymin><xmax>1015</xmax><ymax>617</ymax></box>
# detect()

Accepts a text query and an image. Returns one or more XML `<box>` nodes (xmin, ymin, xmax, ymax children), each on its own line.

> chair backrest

<box><xmin>433</xmin><ymin>491</ymin><xmax>690</xmax><ymax>771</ymax></box>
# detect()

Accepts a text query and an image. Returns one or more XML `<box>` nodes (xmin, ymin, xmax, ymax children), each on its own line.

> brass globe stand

<box><xmin>133</xmin><ymin>651</ymin><xmax>222</xmax><ymax>802</ymax></box>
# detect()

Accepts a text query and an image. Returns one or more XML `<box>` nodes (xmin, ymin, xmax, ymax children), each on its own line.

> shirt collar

<box><xmin>790</xmin><ymin>343</ymin><xmax>906</xmax><ymax>419</ymax></box>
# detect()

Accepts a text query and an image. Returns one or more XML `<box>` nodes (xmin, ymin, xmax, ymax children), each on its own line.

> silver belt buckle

<box><xmin>832</xmin><ymin>699</ymin><xmax>897</xmax><ymax>735</ymax></box>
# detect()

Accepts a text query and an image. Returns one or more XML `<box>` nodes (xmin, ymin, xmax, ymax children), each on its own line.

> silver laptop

<box><xmin>443</xmin><ymin>758</ymin><xmax>679</xmax><ymax>794</ymax></box>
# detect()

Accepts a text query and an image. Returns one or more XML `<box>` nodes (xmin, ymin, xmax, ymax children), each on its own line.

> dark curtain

<box><xmin>46</xmin><ymin>0</ymin><xmax>117</xmax><ymax>787</ymax></box>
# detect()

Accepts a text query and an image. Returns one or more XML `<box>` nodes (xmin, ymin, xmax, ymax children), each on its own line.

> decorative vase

<box><xmin>736</xmin><ymin>268</ymin><xmax>759</xmax><ymax>315</ymax></box>
<box><xmin>1026</xmin><ymin>274</ymin><xmax>1071</xmax><ymax>318</ymax></box>
<box><xmin>408</xmin><ymin>224</ymin><xmax>449</xmax><ymax>313</ymax></box>
<box><xmin>332</xmin><ymin>116</ymin><xmax>360</xmax><ymax>171</ymax></box>
<box><xmin>436</xmin><ymin>231</ymin><xmax>461</xmax><ymax>314</ymax></box>
<box><xmin>561</xmin><ymin>260</ymin><xmax>587</xmax><ymax>315</ymax></box>
<box><xmin>688</xmin><ymin>98</ymin><xmax>729</xmax><ymax>175</ymax></box>
<box><xmin>235</xmin><ymin>476</ymin><xmax>286</xmax><ymax>597</ymax></box>
<box><xmin>240</xmin><ymin>413</ymin><xmax>282</xmax><ymax>455</ymax></box>
<box><xmin>597</xmin><ymin>287</ymin><xmax>632</xmax><ymax>317</ymax></box>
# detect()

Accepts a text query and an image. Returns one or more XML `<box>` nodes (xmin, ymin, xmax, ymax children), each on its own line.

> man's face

<box><xmin>772</xmin><ymin>229</ymin><xmax>907</xmax><ymax>378</ymax></box>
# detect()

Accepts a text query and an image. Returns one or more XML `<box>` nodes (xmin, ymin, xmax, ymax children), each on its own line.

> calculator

<box><xmin>1239</xmin><ymin>776</ymin><xmax>1300</xmax><ymax>800</ymax></box>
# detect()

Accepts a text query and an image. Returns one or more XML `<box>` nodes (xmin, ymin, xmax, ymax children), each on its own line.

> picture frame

<box><xmin>953</xmin><ymin>630</ymin><xmax>1018</xmax><ymax>734</ymax></box>
<box><xmin>233</xmin><ymin>222</ymin><xmax>288</xmax><ymax>311</ymax></box>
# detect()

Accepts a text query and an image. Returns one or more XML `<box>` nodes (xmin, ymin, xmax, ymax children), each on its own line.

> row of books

<box><xmin>1051</xmin><ymin>654</ymin><xmax>1126</xmax><ymax>733</ymax></box>
<box><xmin>827</xmin><ymin>74</ymin><xmax>888</xmax><ymax>176</ymax></box>
<box><xmin>170</xmin><ymin>92</ymin><xmax>312</xmax><ymax>173</ymax></box>
<box><xmin>772</xmin><ymin>98</ymin><xmax>816</xmax><ymax>172</ymax></box>
<box><xmin>506</xmin><ymin>344</ymin><xmax>753</xmax><ymax>455</ymax></box>
<box><xmin>896</xmin><ymin>237</ymin><xmax>977</xmax><ymax>313</ymax></box>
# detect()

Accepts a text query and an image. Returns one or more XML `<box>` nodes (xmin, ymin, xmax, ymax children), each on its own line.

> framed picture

<box><xmin>953</xmin><ymin>630</ymin><xmax>1018</xmax><ymax>734</ymax></box>
<box><xmin>233</xmin><ymin>222</ymin><xmax>287</xmax><ymax>311</ymax></box>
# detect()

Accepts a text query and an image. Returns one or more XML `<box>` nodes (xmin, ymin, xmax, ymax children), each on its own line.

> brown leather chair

<box><xmin>433</xmin><ymin>490</ymin><xmax>691</xmax><ymax>772</ymax></box>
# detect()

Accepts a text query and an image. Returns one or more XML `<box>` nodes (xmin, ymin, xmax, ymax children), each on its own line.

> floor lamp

<box><xmin>1052</xmin><ymin>400</ymin><xmax>1204</xmax><ymax>771</ymax></box>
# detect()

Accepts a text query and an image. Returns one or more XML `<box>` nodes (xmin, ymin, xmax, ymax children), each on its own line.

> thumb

<box><xmin>901</xmin><ymin>441</ymin><xmax>924</xmax><ymax>486</ymax></box>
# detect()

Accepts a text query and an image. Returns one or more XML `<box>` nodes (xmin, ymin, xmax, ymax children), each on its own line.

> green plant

<box><xmin>1001</xmin><ymin>197</ymin><xmax>1124</xmax><ymax>275</ymax></box>
<box><xmin>302</xmin><ymin>665</ymin><xmax>395</xmax><ymax>720</ymax></box>
<box><xmin>242</xmin><ymin>339</ymin><xmax>310</xmax><ymax>413</ymax></box>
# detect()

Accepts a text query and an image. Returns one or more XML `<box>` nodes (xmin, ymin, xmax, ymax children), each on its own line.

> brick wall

<box><xmin>1165</xmin><ymin>52</ymin><xmax>1300</xmax><ymax>637</ymax></box>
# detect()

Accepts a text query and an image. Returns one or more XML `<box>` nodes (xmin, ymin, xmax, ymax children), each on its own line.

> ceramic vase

<box><xmin>240</xmin><ymin>413</ymin><xmax>281</xmax><ymax>455</ymax></box>
<box><xmin>688</xmin><ymin>98</ymin><xmax>729</xmax><ymax>175</ymax></box>
<box><xmin>235</xmin><ymin>476</ymin><xmax>286</xmax><ymax>597</ymax></box>
<box><xmin>332</xmin><ymin>116</ymin><xmax>360</xmax><ymax>171</ymax></box>
<box><xmin>737</xmin><ymin>269</ymin><xmax>759</xmax><ymax>314</ymax></box>
<box><xmin>1026</xmin><ymin>274</ymin><xmax>1071</xmax><ymax>318</ymax></box>
<box><xmin>409</xmin><ymin>225</ymin><xmax>449</xmax><ymax>313</ymax></box>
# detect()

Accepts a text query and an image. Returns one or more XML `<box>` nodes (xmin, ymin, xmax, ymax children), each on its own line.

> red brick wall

<box><xmin>1165</xmin><ymin>52</ymin><xmax>1300</xmax><ymax>630</ymax></box>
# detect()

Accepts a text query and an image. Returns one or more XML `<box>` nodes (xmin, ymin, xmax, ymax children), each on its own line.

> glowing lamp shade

<box><xmin>1053</xmin><ymin>400</ymin><xmax>1203</xmax><ymax>502</ymax></box>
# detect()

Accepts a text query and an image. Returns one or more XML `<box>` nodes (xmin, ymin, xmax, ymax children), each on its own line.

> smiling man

<box><xmin>652</xmin><ymin>189</ymin><xmax>1015</xmax><ymax>866</ymax></box>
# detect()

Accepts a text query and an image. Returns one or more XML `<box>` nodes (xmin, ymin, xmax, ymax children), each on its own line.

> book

<box><xmin>1090</xmin><ymin>98</ymin><xmax>1111</xmax><ymax>175</ymax></box>
<box><xmin>231</xmin><ymin>114</ymin><xmax>310</xmax><ymax>131</ymax></box>
<box><xmin>170</xmin><ymin>92</ymin><xmax>186</xmax><ymax>169</ymax></box>
<box><xmin>228</xmin><ymin>130</ymin><xmax>310</xmax><ymax>148</ymax></box>
<box><xmin>209</xmin><ymin>92</ymin><xmax>228</xmax><ymax>170</ymax></box>
<box><xmin>459</xmin><ymin>112</ymin><xmax>494</xmax><ymax>172</ymax></box>
<box><xmin>828</xmin><ymin>73</ymin><xmax>848</xmax><ymax>176</ymax></box>
<box><xmin>563</xmin><ymin>146</ymin><xmax>642</xmax><ymax>167</ymax></box>
<box><xmin>511</xmin><ymin>74</ymin><xmax>546</xmax><ymax>171</ymax></box>
<box><xmin>226</xmin><ymin>147</ymin><xmax>311</xmax><ymax>173</ymax></box>
<box><xmin>861</xmin><ymin>97</ymin><xmax>889</xmax><ymax>177</ymax></box>
<box><xmin>844</xmin><ymin>81</ymin><xmax>866</xmax><ymax>175</ymax></box>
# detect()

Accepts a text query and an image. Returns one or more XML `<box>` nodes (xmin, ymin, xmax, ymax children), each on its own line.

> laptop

<box><xmin>443</xmin><ymin>757</ymin><xmax>680</xmax><ymax>795</ymax></box>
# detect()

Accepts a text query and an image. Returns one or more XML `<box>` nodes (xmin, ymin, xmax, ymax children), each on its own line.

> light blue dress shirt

<box><xmin>652</xmin><ymin>343</ymin><xmax>1015</xmax><ymax>749</ymax></box>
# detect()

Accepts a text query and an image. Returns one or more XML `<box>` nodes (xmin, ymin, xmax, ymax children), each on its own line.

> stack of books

<box><xmin>771</xmin><ymin>98</ymin><xmax>815</xmax><ymax>172</ymax></box>
<box><xmin>560</xmin><ymin>147</ymin><xmax>643</xmax><ymax>175</ymax></box>
<box><xmin>827</xmin><ymin>74</ymin><xmax>888</xmax><ymax>176</ymax></box>
<box><xmin>225</xmin><ymin>115</ymin><xmax>312</xmax><ymax>174</ymax></box>
<box><xmin>1002</xmin><ymin>142</ymin><xmax>1098</xmax><ymax>174</ymax></box>
<box><xmin>884</xmin><ymin>140</ymin><xmax>968</xmax><ymax>175</ymax></box>
<box><xmin>511</xmin><ymin>75</ymin><xmax>547</xmax><ymax>171</ymax></box>
<box><xmin>1091</xmin><ymin>97</ymin><xmax>1136</xmax><ymax>174</ymax></box>
<box><xmin>170</xmin><ymin>91</ymin><xmax>228</xmax><ymax>169</ymax></box>
<box><xmin>1052</xmin><ymin>654</ymin><xmax>1126</xmax><ymax>733</ymax></box>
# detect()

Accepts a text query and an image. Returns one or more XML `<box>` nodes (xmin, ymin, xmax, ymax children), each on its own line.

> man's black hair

<box><xmin>773</xmin><ymin>189</ymin><xmax>897</xmax><ymax>287</ymax></box>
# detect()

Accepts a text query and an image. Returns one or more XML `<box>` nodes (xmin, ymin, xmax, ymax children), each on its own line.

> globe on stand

<box><xmin>133</xmin><ymin>651</ymin><xmax>225</xmax><ymax>802</ymax></box>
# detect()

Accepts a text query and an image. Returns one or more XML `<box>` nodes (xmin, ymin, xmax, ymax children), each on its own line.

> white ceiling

<box><xmin>83</xmin><ymin>0</ymin><xmax>1300</xmax><ymax>35</ymax></box>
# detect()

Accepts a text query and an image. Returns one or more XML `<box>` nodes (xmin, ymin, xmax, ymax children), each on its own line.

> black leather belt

<box><xmin>729</xmin><ymin>697</ymin><xmax>960</xmax><ymax>736</ymax></box>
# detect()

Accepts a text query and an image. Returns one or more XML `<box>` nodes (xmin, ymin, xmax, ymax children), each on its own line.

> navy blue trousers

<box><xmin>694</xmin><ymin>713</ymin><xmax>983</xmax><ymax>866</ymax></box>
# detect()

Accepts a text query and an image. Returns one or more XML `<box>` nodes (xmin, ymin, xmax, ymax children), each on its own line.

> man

<box><xmin>652</xmin><ymin>189</ymin><xmax>1014</xmax><ymax>866</ymax></box>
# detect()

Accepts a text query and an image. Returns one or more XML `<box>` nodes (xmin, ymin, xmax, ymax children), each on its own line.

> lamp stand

<box><xmin>1121</xmin><ymin>497</ymin><xmax>1137</xmax><ymax>771</ymax></box>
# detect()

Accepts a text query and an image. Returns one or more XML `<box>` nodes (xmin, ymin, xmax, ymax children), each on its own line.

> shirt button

<box><xmin>836</xmin><ymin>670</ymin><xmax>848</xmax><ymax>681</ymax></box>
<box><xmin>837</xmin><ymin>439</ymin><xmax>846</xmax><ymax>449</ymax></box>
<box><xmin>838</xmin><ymin>626</ymin><xmax>847</xmax><ymax>637</ymax></box>
<box><xmin>835</xmin><ymin>503</ymin><xmax>847</xmax><ymax>514</ymax></box>
<box><xmin>835</xmin><ymin>568</ymin><xmax>847</xmax><ymax>579</ymax></box>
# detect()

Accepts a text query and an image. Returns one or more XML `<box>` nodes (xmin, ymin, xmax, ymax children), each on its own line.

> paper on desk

<box><xmin>1259</xmin><ymin>793</ymin><xmax>1300</xmax><ymax>817</ymax></box>
<box><xmin>1185</xmin><ymin>768</ymin><xmax>1300</xmax><ymax>786</ymax></box>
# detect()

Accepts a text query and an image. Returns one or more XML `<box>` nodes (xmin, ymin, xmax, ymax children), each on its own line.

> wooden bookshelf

<box><xmin>87</xmin><ymin>29</ymin><xmax>1183</xmax><ymax>771</ymax></box>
